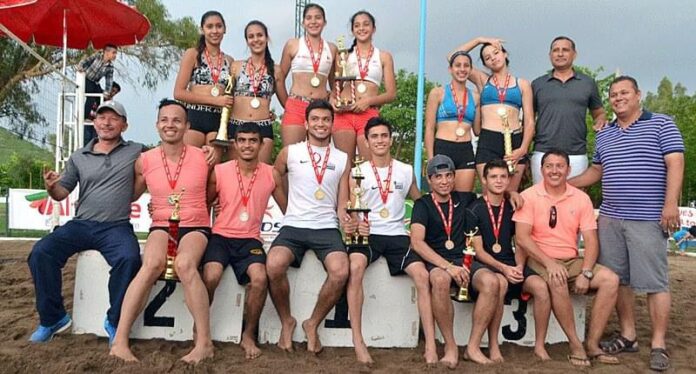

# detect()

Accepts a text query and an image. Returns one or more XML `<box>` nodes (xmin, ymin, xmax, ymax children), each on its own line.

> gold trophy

<box><xmin>497</xmin><ymin>107</ymin><xmax>516</xmax><ymax>174</ymax></box>
<box><xmin>161</xmin><ymin>189</ymin><xmax>185</xmax><ymax>281</ymax></box>
<box><xmin>452</xmin><ymin>227</ymin><xmax>478</xmax><ymax>302</ymax></box>
<box><xmin>345</xmin><ymin>157</ymin><xmax>371</xmax><ymax>247</ymax></box>
<box><xmin>212</xmin><ymin>74</ymin><xmax>236</xmax><ymax>147</ymax></box>
<box><xmin>334</xmin><ymin>36</ymin><xmax>357</xmax><ymax>110</ymax></box>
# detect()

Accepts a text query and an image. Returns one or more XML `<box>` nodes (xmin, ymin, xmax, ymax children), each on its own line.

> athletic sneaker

<box><xmin>104</xmin><ymin>317</ymin><xmax>116</xmax><ymax>346</ymax></box>
<box><xmin>29</xmin><ymin>314</ymin><xmax>72</xmax><ymax>343</ymax></box>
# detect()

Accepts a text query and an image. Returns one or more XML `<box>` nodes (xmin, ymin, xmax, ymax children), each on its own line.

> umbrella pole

<box><xmin>52</xmin><ymin>9</ymin><xmax>69</xmax><ymax>229</ymax></box>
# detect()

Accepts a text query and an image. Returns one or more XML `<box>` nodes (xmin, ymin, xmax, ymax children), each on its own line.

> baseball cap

<box><xmin>426</xmin><ymin>154</ymin><xmax>455</xmax><ymax>177</ymax></box>
<box><xmin>96</xmin><ymin>100</ymin><xmax>127</xmax><ymax>119</ymax></box>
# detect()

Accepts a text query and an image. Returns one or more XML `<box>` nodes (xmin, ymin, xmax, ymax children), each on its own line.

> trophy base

<box><xmin>160</xmin><ymin>255</ymin><xmax>180</xmax><ymax>282</ymax></box>
<box><xmin>346</xmin><ymin>208</ymin><xmax>371</xmax><ymax>214</ymax></box>
<box><xmin>451</xmin><ymin>286</ymin><xmax>470</xmax><ymax>302</ymax></box>
<box><xmin>212</xmin><ymin>139</ymin><xmax>231</xmax><ymax>148</ymax></box>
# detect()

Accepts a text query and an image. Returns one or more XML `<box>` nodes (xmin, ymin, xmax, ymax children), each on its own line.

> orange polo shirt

<box><xmin>512</xmin><ymin>183</ymin><xmax>596</xmax><ymax>260</ymax></box>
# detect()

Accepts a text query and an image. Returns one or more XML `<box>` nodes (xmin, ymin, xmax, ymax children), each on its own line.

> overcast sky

<box><xmin>117</xmin><ymin>0</ymin><xmax>696</xmax><ymax>145</ymax></box>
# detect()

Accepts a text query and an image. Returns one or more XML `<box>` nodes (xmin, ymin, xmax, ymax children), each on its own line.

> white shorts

<box><xmin>531</xmin><ymin>151</ymin><xmax>588</xmax><ymax>184</ymax></box>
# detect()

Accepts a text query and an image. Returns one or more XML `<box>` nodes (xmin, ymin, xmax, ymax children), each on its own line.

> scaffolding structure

<box><xmin>294</xmin><ymin>0</ymin><xmax>308</xmax><ymax>38</ymax></box>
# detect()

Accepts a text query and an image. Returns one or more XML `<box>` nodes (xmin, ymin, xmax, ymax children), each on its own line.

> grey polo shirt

<box><xmin>59</xmin><ymin>138</ymin><xmax>144</xmax><ymax>222</ymax></box>
<box><xmin>532</xmin><ymin>70</ymin><xmax>602</xmax><ymax>155</ymax></box>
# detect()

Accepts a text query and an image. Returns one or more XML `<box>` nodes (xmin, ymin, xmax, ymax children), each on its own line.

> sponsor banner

<box><xmin>679</xmin><ymin>207</ymin><xmax>696</xmax><ymax>228</ymax></box>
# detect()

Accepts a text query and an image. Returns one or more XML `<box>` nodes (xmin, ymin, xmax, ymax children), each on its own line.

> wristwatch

<box><xmin>581</xmin><ymin>269</ymin><xmax>594</xmax><ymax>280</ymax></box>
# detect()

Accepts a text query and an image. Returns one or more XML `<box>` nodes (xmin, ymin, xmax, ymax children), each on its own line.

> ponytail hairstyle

<box><xmin>244</xmin><ymin>20</ymin><xmax>275</xmax><ymax>84</ymax></box>
<box><xmin>348</xmin><ymin>10</ymin><xmax>375</xmax><ymax>53</ymax></box>
<box><xmin>196</xmin><ymin>11</ymin><xmax>226</xmax><ymax>66</ymax></box>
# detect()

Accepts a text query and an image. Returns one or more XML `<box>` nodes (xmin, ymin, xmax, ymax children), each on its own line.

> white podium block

<box><xmin>436</xmin><ymin>295</ymin><xmax>587</xmax><ymax>346</ymax></box>
<box><xmin>72</xmin><ymin>250</ymin><xmax>245</xmax><ymax>342</ymax></box>
<box><xmin>258</xmin><ymin>251</ymin><xmax>419</xmax><ymax>348</ymax></box>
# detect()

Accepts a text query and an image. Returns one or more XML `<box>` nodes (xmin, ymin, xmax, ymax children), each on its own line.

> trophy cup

<box><xmin>497</xmin><ymin>107</ymin><xmax>516</xmax><ymax>174</ymax></box>
<box><xmin>161</xmin><ymin>189</ymin><xmax>185</xmax><ymax>282</ymax></box>
<box><xmin>345</xmin><ymin>157</ymin><xmax>371</xmax><ymax>247</ymax></box>
<box><xmin>212</xmin><ymin>75</ymin><xmax>236</xmax><ymax>147</ymax></box>
<box><xmin>452</xmin><ymin>227</ymin><xmax>479</xmax><ymax>302</ymax></box>
<box><xmin>334</xmin><ymin>36</ymin><xmax>357</xmax><ymax>110</ymax></box>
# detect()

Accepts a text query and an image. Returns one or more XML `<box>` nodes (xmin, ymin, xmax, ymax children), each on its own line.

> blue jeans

<box><xmin>28</xmin><ymin>220</ymin><xmax>141</xmax><ymax>327</ymax></box>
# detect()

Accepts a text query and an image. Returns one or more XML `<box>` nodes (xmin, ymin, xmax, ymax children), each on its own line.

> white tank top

<box><xmin>290</xmin><ymin>38</ymin><xmax>333</xmax><ymax>76</ymax></box>
<box><xmin>346</xmin><ymin>46</ymin><xmax>383</xmax><ymax>85</ymax></box>
<box><xmin>282</xmin><ymin>141</ymin><xmax>348</xmax><ymax>229</ymax></box>
<box><xmin>359</xmin><ymin>159</ymin><xmax>412</xmax><ymax>236</ymax></box>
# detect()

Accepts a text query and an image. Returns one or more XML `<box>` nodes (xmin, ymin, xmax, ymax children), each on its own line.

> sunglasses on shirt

<box><xmin>549</xmin><ymin>206</ymin><xmax>557</xmax><ymax>228</ymax></box>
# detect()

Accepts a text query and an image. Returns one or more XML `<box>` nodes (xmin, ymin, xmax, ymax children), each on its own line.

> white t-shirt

<box><xmin>358</xmin><ymin>159</ymin><xmax>412</xmax><ymax>236</ymax></box>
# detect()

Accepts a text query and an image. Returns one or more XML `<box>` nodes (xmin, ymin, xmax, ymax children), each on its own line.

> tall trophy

<box><xmin>212</xmin><ymin>75</ymin><xmax>236</xmax><ymax>147</ymax></box>
<box><xmin>497</xmin><ymin>107</ymin><xmax>516</xmax><ymax>174</ymax></box>
<box><xmin>334</xmin><ymin>36</ymin><xmax>357</xmax><ymax>110</ymax></box>
<box><xmin>161</xmin><ymin>189</ymin><xmax>185</xmax><ymax>281</ymax></box>
<box><xmin>345</xmin><ymin>157</ymin><xmax>371</xmax><ymax>247</ymax></box>
<box><xmin>452</xmin><ymin>227</ymin><xmax>478</xmax><ymax>302</ymax></box>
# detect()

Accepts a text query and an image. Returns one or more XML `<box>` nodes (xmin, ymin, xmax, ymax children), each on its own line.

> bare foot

<box><xmin>464</xmin><ymin>346</ymin><xmax>493</xmax><ymax>365</ymax></box>
<box><xmin>534</xmin><ymin>346</ymin><xmax>552</xmax><ymax>361</ymax></box>
<box><xmin>423</xmin><ymin>344</ymin><xmax>439</xmax><ymax>365</ymax></box>
<box><xmin>440</xmin><ymin>343</ymin><xmax>459</xmax><ymax>369</ymax></box>
<box><xmin>109</xmin><ymin>344</ymin><xmax>139</xmax><ymax>362</ymax></box>
<box><xmin>277</xmin><ymin>317</ymin><xmax>296</xmax><ymax>352</ymax></box>
<box><xmin>181</xmin><ymin>343</ymin><xmax>214</xmax><ymax>364</ymax></box>
<box><xmin>302</xmin><ymin>319</ymin><xmax>323</xmax><ymax>354</ymax></box>
<box><xmin>353</xmin><ymin>340</ymin><xmax>374</xmax><ymax>366</ymax></box>
<box><xmin>241</xmin><ymin>334</ymin><xmax>262</xmax><ymax>360</ymax></box>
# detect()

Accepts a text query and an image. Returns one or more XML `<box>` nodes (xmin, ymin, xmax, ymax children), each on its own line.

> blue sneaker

<box><xmin>29</xmin><ymin>314</ymin><xmax>72</xmax><ymax>343</ymax></box>
<box><xmin>104</xmin><ymin>317</ymin><xmax>116</xmax><ymax>346</ymax></box>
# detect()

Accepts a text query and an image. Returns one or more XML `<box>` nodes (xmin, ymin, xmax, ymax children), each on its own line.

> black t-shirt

<box><xmin>411</xmin><ymin>191</ymin><xmax>478</xmax><ymax>261</ymax></box>
<box><xmin>468</xmin><ymin>197</ymin><xmax>516</xmax><ymax>266</ymax></box>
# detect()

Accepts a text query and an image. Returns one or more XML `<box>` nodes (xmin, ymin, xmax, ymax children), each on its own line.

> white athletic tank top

<box><xmin>346</xmin><ymin>47</ymin><xmax>383</xmax><ymax>86</ymax></box>
<box><xmin>290</xmin><ymin>38</ymin><xmax>333</xmax><ymax>76</ymax></box>
<box><xmin>282</xmin><ymin>141</ymin><xmax>348</xmax><ymax>229</ymax></box>
<box><xmin>359</xmin><ymin>159</ymin><xmax>412</xmax><ymax>236</ymax></box>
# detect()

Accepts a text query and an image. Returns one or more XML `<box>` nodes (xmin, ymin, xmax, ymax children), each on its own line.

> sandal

<box><xmin>650</xmin><ymin>348</ymin><xmax>670</xmax><ymax>371</ymax></box>
<box><xmin>600</xmin><ymin>335</ymin><xmax>638</xmax><ymax>354</ymax></box>
<box><xmin>588</xmin><ymin>352</ymin><xmax>620</xmax><ymax>365</ymax></box>
<box><xmin>567</xmin><ymin>355</ymin><xmax>591</xmax><ymax>367</ymax></box>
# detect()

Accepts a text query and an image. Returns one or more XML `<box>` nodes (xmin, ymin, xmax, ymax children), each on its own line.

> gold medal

<box><xmin>492</xmin><ymin>242</ymin><xmax>502</xmax><ymax>253</ymax></box>
<box><xmin>250</xmin><ymin>97</ymin><xmax>261</xmax><ymax>109</ymax></box>
<box><xmin>310</xmin><ymin>74</ymin><xmax>321</xmax><ymax>87</ymax></box>
<box><xmin>455</xmin><ymin>127</ymin><xmax>466</xmax><ymax>137</ymax></box>
<box><xmin>314</xmin><ymin>188</ymin><xmax>325</xmax><ymax>200</ymax></box>
<box><xmin>357</xmin><ymin>82</ymin><xmax>367</xmax><ymax>94</ymax></box>
<box><xmin>379</xmin><ymin>207</ymin><xmax>389</xmax><ymax>218</ymax></box>
<box><xmin>240</xmin><ymin>211</ymin><xmax>249</xmax><ymax>222</ymax></box>
<box><xmin>445</xmin><ymin>239</ymin><xmax>455</xmax><ymax>250</ymax></box>
<box><xmin>211</xmin><ymin>86</ymin><xmax>220</xmax><ymax>97</ymax></box>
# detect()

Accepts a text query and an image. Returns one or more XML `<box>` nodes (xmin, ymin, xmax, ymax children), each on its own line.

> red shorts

<box><xmin>281</xmin><ymin>97</ymin><xmax>310</xmax><ymax>127</ymax></box>
<box><xmin>333</xmin><ymin>108</ymin><xmax>380</xmax><ymax>135</ymax></box>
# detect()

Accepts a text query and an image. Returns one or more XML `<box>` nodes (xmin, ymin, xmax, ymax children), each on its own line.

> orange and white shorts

<box><xmin>333</xmin><ymin>108</ymin><xmax>380</xmax><ymax>135</ymax></box>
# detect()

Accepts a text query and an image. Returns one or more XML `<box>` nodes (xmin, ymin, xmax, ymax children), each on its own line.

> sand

<box><xmin>1</xmin><ymin>240</ymin><xmax>695</xmax><ymax>373</ymax></box>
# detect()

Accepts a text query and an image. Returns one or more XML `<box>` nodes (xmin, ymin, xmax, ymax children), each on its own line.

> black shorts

<box><xmin>348</xmin><ymin>234</ymin><xmax>422</xmax><ymax>275</ymax></box>
<box><xmin>270</xmin><ymin>226</ymin><xmax>346</xmax><ymax>268</ymax></box>
<box><xmin>149</xmin><ymin>226</ymin><xmax>211</xmax><ymax>241</ymax></box>
<box><xmin>229</xmin><ymin>118</ymin><xmax>274</xmax><ymax>140</ymax></box>
<box><xmin>468</xmin><ymin>260</ymin><xmax>537</xmax><ymax>301</ymax></box>
<box><xmin>187</xmin><ymin>107</ymin><xmax>221</xmax><ymax>135</ymax></box>
<box><xmin>434</xmin><ymin>138</ymin><xmax>475</xmax><ymax>170</ymax></box>
<box><xmin>475</xmin><ymin>128</ymin><xmax>528</xmax><ymax>164</ymax></box>
<box><xmin>201</xmin><ymin>235</ymin><xmax>266</xmax><ymax>285</ymax></box>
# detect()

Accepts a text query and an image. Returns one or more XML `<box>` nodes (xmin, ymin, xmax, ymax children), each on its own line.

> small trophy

<box><xmin>212</xmin><ymin>75</ymin><xmax>236</xmax><ymax>148</ymax></box>
<box><xmin>497</xmin><ymin>107</ymin><xmax>516</xmax><ymax>174</ymax></box>
<box><xmin>161</xmin><ymin>189</ymin><xmax>185</xmax><ymax>282</ymax></box>
<box><xmin>334</xmin><ymin>36</ymin><xmax>357</xmax><ymax>110</ymax></box>
<box><xmin>452</xmin><ymin>226</ymin><xmax>478</xmax><ymax>302</ymax></box>
<box><xmin>345</xmin><ymin>157</ymin><xmax>370</xmax><ymax>248</ymax></box>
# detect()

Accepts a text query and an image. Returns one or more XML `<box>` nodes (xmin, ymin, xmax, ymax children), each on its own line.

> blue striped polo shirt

<box><xmin>593</xmin><ymin>111</ymin><xmax>684</xmax><ymax>221</ymax></box>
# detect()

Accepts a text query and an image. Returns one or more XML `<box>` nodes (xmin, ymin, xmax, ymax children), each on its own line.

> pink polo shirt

<box><xmin>512</xmin><ymin>183</ymin><xmax>597</xmax><ymax>260</ymax></box>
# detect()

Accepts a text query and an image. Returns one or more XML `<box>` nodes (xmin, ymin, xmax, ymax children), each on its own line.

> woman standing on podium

<box><xmin>173</xmin><ymin>11</ymin><xmax>235</xmax><ymax>154</ymax></box>
<box><xmin>331</xmin><ymin>10</ymin><xmax>396</xmax><ymax>161</ymax></box>
<box><xmin>278</xmin><ymin>3</ymin><xmax>337</xmax><ymax>146</ymax></box>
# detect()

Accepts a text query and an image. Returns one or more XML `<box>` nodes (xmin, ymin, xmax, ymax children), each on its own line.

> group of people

<box><xmin>26</xmin><ymin>3</ymin><xmax>684</xmax><ymax>372</ymax></box>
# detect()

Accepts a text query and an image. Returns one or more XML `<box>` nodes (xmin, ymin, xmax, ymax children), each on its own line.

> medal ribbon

<box><xmin>306</xmin><ymin>142</ymin><xmax>331</xmax><ymax>186</ymax></box>
<box><xmin>484</xmin><ymin>196</ymin><xmax>505</xmax><ymax>247</ymax></box>
<box><xmin>235</xmin><ymin>161</ymin><xmax>259</xmax><ymax>209</ymax></box>
<box><xmin>370</xmin><ymin>160</ymin><xmax>392</xmax><ymax>206</ymax></box>
<box><xmin>160</xmin><ymin>145</ymin><xmax>187</xmax><ymax>190</ymax></box>
<box><xmin>491</xmin><ymin>73</ymin><xmax>511</xmax><ymax>104</ymax></box>
<box><xmin>450</xmin><ymin>82</ymin><xmax>468</xmax><ymax>124</ymax></box>
<box><xmin>246</xmin><ymin>58</ymin><xmax>267</xmax><ymax>98</ymax></box>
<box><xmin>356</xmin><ymin>45</ymin><xmax>374</xmax><ymax>81</ymax></box>
<box><xmin>305</xmin><ymin>36</ymin><xmax>324</xmax><ymax>75</ymax></box>
<box><xmin>431</xmin><ymin>194</ymin><xmax>453</xmax><ymax>240</ymax></box>
<box><xmin>204</xmin><ymin>48</ymin><xmax>223</xmax><ymax>86</ymax></box>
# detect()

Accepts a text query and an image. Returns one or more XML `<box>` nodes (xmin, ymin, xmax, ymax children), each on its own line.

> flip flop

<box><xmin>600</xmin><ymin>334</ymin><xmax>638</xmax><ymax>354</ymax></box>
<box><xmin>650</xmin><ymin>348</ymin><xmax>670</xmax><ymax>371</ymax></box>
<box><xmin>567</xmin><ymin>354</ymin><xmax>591</xmax><ymax>367</ymax></box>
<box><xmin>589</xmin><ymin>352</ymin><xmax>620</xmax><ymax>365</ymax></box>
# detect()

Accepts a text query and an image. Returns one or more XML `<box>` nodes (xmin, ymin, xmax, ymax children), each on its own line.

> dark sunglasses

<box><xmin>549</xmin><ymin>206</ymin><xmax>557</xmax><ymax>228</ymax></box>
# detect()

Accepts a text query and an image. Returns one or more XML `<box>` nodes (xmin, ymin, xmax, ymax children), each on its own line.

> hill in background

<box><xmin>0</xmin><ymin>127</ymin><xmax>53</xmax><ymax>163</ymax></box>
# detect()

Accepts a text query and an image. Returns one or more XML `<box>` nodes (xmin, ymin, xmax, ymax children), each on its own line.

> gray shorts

<box><xmin>597</xmin><ymin>215</ymin><xmax>669</xmax><ymax>293</ymax></box>
<box><xmin>270</xmin><ymin>226</ymin><xmax>346</xmax><ymax>268</ymax></box>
